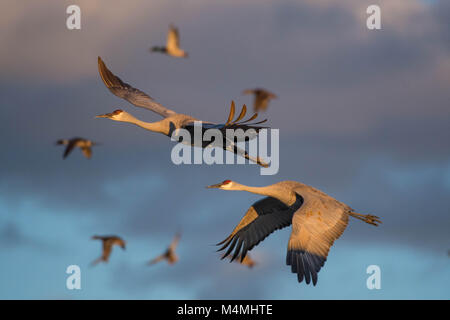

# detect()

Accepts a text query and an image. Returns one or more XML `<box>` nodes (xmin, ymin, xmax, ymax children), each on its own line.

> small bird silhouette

<box><xmin>91</xmin><ymin>235</ymin><xmax>126</xmax><ymax>266</ymax></box>
<box><xmin>148</xmin><ymin>232</ymin><xmax>181</xmax><ymax>266</ymax></box>
<box><xmin>243</xmin><ymin>88</ymin><xmax>277</xmax><ymax>113</ymax></box>
<box><xmin>150</xmin><ymin>24</ymin><xmax>188</xmax><ymax>58</ymax></box>
<box><xmin>56</xmin><ymin>137</ymin><xmax>99</xmax><ymax>159</ymax></box>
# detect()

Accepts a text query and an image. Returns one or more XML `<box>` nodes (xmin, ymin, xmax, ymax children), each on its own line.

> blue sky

<box><xmin>0</xmin><ymin>0</ymin><xmax>449</xmax><ymax>299</ymax></box>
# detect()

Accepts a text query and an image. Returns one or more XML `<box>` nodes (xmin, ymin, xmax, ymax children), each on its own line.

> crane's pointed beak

<box><xmin>95</xmin><ymin>113</ymin><xmax>111</xmax><ymax>119</ymax></box>
<box><xmin>206</xmin><ymin>183</ymin><xmax>222</xmax><ymax>189</ymax></box>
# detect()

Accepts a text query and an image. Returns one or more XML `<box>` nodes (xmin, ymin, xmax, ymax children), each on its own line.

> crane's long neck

<box><xmin>126</xmin><ymin>118</ymin><xmax>169</xmax><ymax>135</ymax></box>
<box><xmin>235</xmin><ymin>184</ymin><xmax>296</xmax><ymax>207</ymax></box>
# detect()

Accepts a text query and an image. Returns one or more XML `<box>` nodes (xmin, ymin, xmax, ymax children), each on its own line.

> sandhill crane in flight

<box><xmin>207</xmin><ymin>180</ymin><xmax>381</xmax><ymax>286</ymax></box>
<box><xmin>150</xmin><ymin>24</ymin><xmax>188</xmax><ymax>58</ymax></box>
<box><xmin>243</xmin><ymin>88</ymin><xmax>277</xmax><ymax>113</ymax></box>
<box><xmin>56</xmin><ymin>137</ymin><xmax>99</xmax><ymax>159</ymax></box>
<box><xmin>148</xmin><ymin>232</ymin><xmax>181</xmax><ymax>266</ymax></box>
<box><xmin>96</xmin><ymin>57</ymin><xmax>269</xmax><ymax>167</ymax></box>
<box><xmin>91</xmin><ymin>235</ymin><xmax>126</xmax><ymax>266</ymax></box>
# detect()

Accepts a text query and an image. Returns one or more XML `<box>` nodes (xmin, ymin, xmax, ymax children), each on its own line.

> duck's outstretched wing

<box><xmin>243</xmin><ymin>89</ymin><xmax>277</xmax><ymax>112</ymax></box>
<box><xmin>63</xmin><ymin>139</ymin><xmax>80</xmax><ymax>159</ymax></box>
<box><xmin>254</xmin><ymin>93</ymin><xmax>270</xmax><ymax>112</ymax></box>
<box><xmin>147</xmin><ymin>253</ymin><xmax>166</xmax><ymax>266</ymax></box>
<box><xmin>98</xmin><ymin>57</ymin><xmax>177</xmax><ymax>118</ymax></box>
<box><xmin>167</xmin><ymin>25</ymin><xmax>180</xmax><ymax>51</ymax></box>
<box><xmin>81</xmin><ymin>147</ymin><xmax>92</xmax><ymax>159</ymax></box>
<box><xmin>169</xmin><ymin>232</ymin><xmax>181</xmax><ymax>251</ymax></box>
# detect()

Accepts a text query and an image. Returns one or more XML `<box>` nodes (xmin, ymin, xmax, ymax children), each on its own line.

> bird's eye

<box><xmin>223</xmin><ymin>180</ymin><xmax>231</xmax><ymax>185</ymax></box>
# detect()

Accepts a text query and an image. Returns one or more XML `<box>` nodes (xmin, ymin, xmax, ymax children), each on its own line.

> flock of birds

<box><xmin>57</xmin><ymin>25</ymin><xmax>381</xmax><ymax>286</ymax></box>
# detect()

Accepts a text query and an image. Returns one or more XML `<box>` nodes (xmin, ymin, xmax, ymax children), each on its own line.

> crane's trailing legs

<box><xmin>349</xmin><ymin>212</ymin><xmax>382</xmax><ymax>226</ymax></box>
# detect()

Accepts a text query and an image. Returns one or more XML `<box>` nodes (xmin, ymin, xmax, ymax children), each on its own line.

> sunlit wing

<box><xmin>254</xmin><ymin>94</ymin><xmax>269</xmax><ymax>112</ymax></box>
<box><xmin>81</xmin><ymin>147</ymin><xmax>92</xmax><ymax>159</ymax></box>
<box><xmin>287</xmin><ymin>199</ymin><xmax>349</xmax><ymax>286</ymax></box>
<box><xmin>102</xmin><ymin>240</ymin><xmax>113</xmax><ymax>262</ymax></box>
<box><xmin>98</xmin><ymin>57</ymin><xmax>176</xmax><ymax>118</ymax></box>
<box><xmin>166</xmin><ymin>25</ymin><xmax>180</xmax><ymax>51</ymax></box>
<box><xmin>169</xmin><ymin>232</ymin><xmax>181</xmax><ymax>251</ymax></box>
<box><xmin>148</xmin><ymin>253</ymin><xmax>166</xmax><ymax>266</ymax></box>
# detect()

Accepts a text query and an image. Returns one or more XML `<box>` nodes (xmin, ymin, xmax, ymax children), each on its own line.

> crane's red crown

<box><xmin>113</xmin><ymin>109</ymin><xmax>123</xmax><ymax>115</ymax></box>
<box><xmin>222</xmin><ymin>180</ymin><xmax>232</xmax><ymax>185</ymax></box>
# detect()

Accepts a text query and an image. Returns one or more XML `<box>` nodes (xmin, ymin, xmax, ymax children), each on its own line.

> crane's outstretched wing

<box><xmin>101</xmin><ymin>240</ymin><xmax>114</xmax><ymax>261</ymax></box>
<box><xmin>169</xmin><ymin>232</ymin><xmax>181</xmax><ymax>251</ymax></box>
<box><xmin>166</xmin><ymin>25</ymin><xmax>180</xmax><ymax>51</ymax></box>
<box><xmin>91</xmin><ymin>237</ymin><xmax>113</xmax><ymax>266</ymax></box>
<box><xmin>217</xmin><ymin>194</ymin><xmax>304</xmax><ymax>262</ymax></box>
<box><xmin>98</xmin><ymin>57</ymin><xmax>177</xmax><ymax>118</ymax></box>
<box><xmin>147</xmin><ymin>253</ymin><xmax>167</xmax><ymax>266</ymax></box>
<box><xmin>63</xmin><ymin>139</ymin><xmax>81</xmax><ymax>159</ymax></box>
<box><xmin>287</xmin><ymin>199</ymin><xmax>349</xmax><ymax>286</ymax></box>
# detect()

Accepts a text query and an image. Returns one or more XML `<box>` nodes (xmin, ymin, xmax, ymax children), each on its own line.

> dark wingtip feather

<box><xmin>287</xmin><ymin>250</ymin><xmax>326</xmax><ymax>286</ymax></box>
<box><xmin>222</xmin><ymin>237</ymin><xmax>238</xmax><ymax>258</ymax></box>
<box><xmin>230</xmin><ymin>239</ymin><xmax>244</xmax><ymax>262</ymax></box>
<box><xmin>216</xmin><ymin>236</ymin><xmax>233</xmax><ymax>252</ymax></box>
<box><xmin>216</xmin><ymin>235</ymin><xmax>231</xmax><ymax>246</ymax></box>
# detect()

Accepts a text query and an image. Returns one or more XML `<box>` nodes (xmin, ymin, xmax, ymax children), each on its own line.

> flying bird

<box><xmin>56</xmin><ymin>137</ymin><xmax>99</xmax><ymax>159</ymax></box>
<box><xmin>96</xmin><ymin>57</ymin><xmax>269</xmax><ymax>167</ymax></box>
<box><xmin>91</xmin><ymin>235</ymin><xmax>126</xmax><ymax>266</ymax></box>
<box><xmin>224</xmin><ymin>253</ymin><xmax>257</xmax><ymax>268</ymax></box>
<box><xmin>148</xmin><ymin>232</ymin><xmax>181</xmax><ymax>266</ymax></box>
<box><xmin>207</xmin><ymin>180</ymin><xmax>381</xmax><ymax>286</ymax></box>
<box><xmin>243</xmin><ymin>88</ymin><xmax>277</xmax><ymax>113</ymax></box>
<box><xmin>150</xmin><ymin>24</ymin><xmax>188</xmax><ymax>58</ymax></box>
